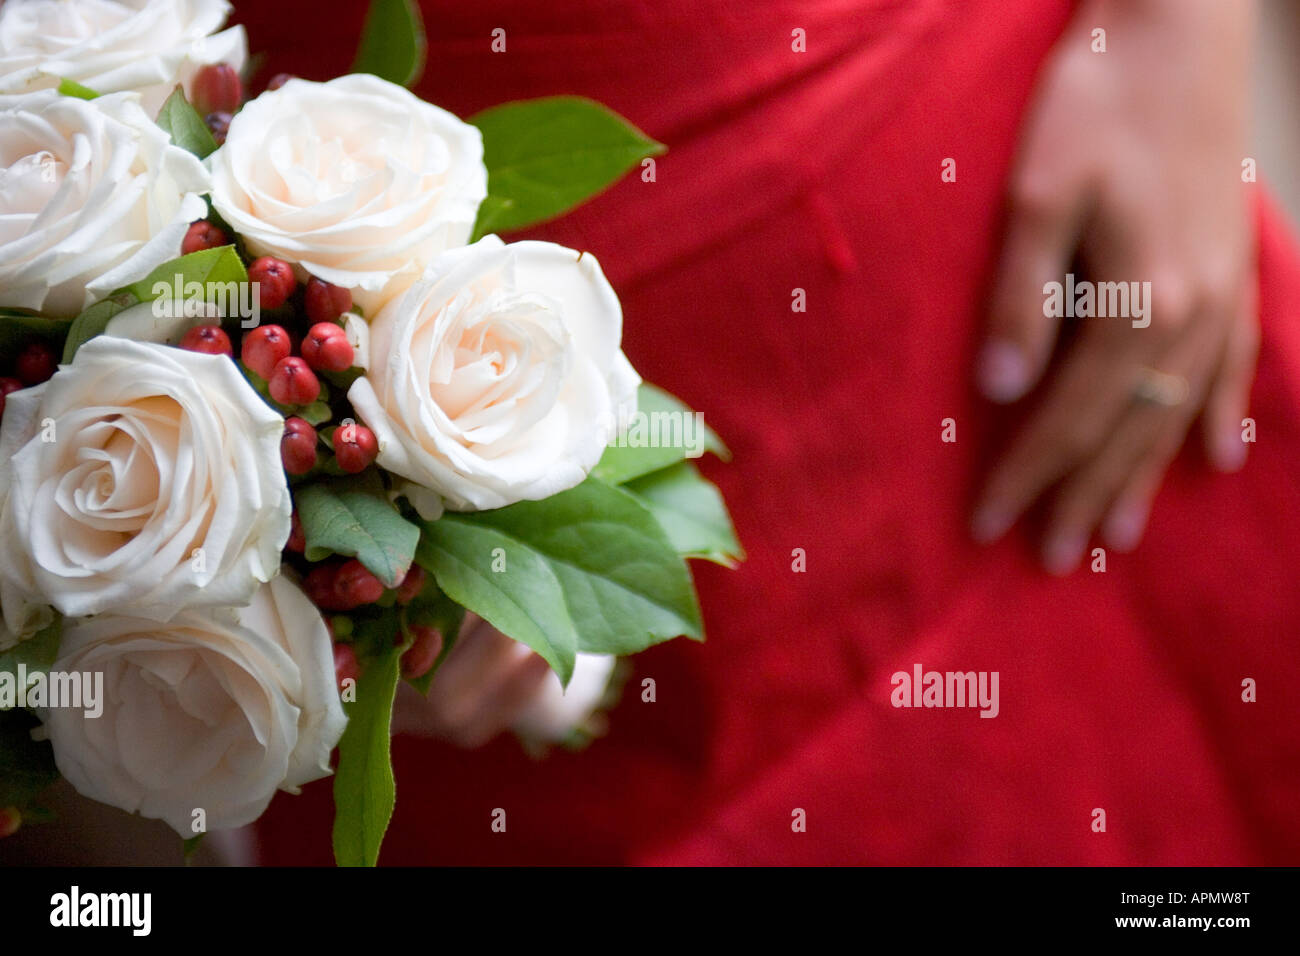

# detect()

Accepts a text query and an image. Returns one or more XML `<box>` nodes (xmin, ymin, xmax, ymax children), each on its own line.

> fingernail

<box><xmin>977</xmin><ymin>341</ymin><xmax>1030</xmax><ymax>404</ymax></box>
<box><xmin>1213</xmin><ymin>430</ymin><xmax>1247</xmax><ymax>472</ymax></box>
<box><xmin>1102</xmin><ymin>500</ymin><xmax>1149</xmax><ymax>553</ymax></box>
<box><xmin>971</xmin><ymin>505</ymin><xmax>1014</xmax><ymax>544</ymax></box>
<box><xmin>1042</xmin><ymin>531</ymin><xmax>1087</xmax><ymax>576</ymax></box>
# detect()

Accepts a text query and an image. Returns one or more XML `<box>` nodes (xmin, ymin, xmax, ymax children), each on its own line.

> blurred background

<box><xmin>1257</xmin><ymin>0</ymin><xmax>1300</xmax><ymax>222</ymax></box>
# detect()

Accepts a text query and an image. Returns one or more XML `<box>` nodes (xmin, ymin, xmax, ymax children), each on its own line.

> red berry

<box><xmin>333</xmin><ymin>559</ymin><xmax>384</xmax><ymax>609</ymax></box>
<box><xmin>303</xmin><ymin>564</ymin><xmax>339</xmax><ymax>608</ymax></box>
<box><xmin>305</xmin><ymin>277</ymin><xmax>352</xmax><ymax>325</ymax></box>
<box><xmin>280</xmin><ymin>416</ymin><xmax>317</xmax><ymax>475</ymax></box>
<box><xmin>395</xmin><ymin>565</ymin><xmax>425</xmax><ymax>605</ymax></box>
<box><xmin>269</xmin><ymin>357</ymin><xmax>320</xmax><ymax>406</ymax></box>
<box><xmin>333</xmin><ymin>642</ymin><xmax>360</xmax><ymax>692</ymax></box>
<box><xmin>301</xmin><ymin>322</ymin><xmax>354</xmax><ymax>372</ymax></box>
<box><xmin>248</xmin><ymin>257</ymin><xmax>296</xmax><ymax>310</ymax></box>
<box><xmin>266</xmin><ymin>72</ymin><xmax>294</xmax><ymax>92</ymax></box>
<box><xmin>205</xmin><ymin>111</ymin><xmax>233</xmax><ymax>147</ymax></box>
<box><xmin>240</xmin><ymin>324</ymin><xmax>291</xmax><ymax>380</ymax></box>
<box><xmin>15</xmin><ymin>341</ymin><xmax>56</xmax><ymax>385</ymax></box>
<box><xmin>179</xmin><ymin>324</ymin><xmax>232</xmax><ymax>356</ymax></box>
<box><xmin>334</xmin><ymin>422</ymin><xmax>378</xmax><ymax>473</ymax></box>
<box><xmin>400</xmin><ymin>625</ymin><xmax>444</xmax><ymax>680</ymax></box>
<box><xmin>182</xmin><ymin>220</ymin><xmax>229</xmax><ymax>255</ymax></box>
<box><xmin>0</xmin><ymin>377</ymin><xmax>23</xmax><ymax>419</ymax></box>
<box><xmin>0</xmin><ymin>807</ymin><xmax>20</xmax><ymax>839</ymax></box>
<box><xmin>286</xmin><ymin>510</ymin><xmax>305</xmax><ymax>552</ymax></box>
<box><xmin>191</xmin><ymin>63</ymin><xmax>242</xmax><ymax>115</ymax></box>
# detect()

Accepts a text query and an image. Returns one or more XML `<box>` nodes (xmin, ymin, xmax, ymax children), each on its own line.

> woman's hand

<box><xmin>973</xmin><ymin>0</ymin><xmax>1259</xmax><ymax>573</ymax></box>
<box><xmin>391</xmin><ymin>613</ymin><xmax>551</xmax><ymax>748</ymax></box>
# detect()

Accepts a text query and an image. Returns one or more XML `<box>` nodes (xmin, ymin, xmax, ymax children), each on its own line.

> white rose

<box><xmin>0</xmin><ymin>89</ymin><xmax>210</xmax><ymax>317</ymax></box>
<box><xmin>0</xmin><ymin>336</ymin><xmax>291</xmax><ymax>619</ymax></box>
<box><xmin>348</xmin><ymin>236</ymin><xmax>641</xmax><ymax>512</ymax></box>
<box><xmin>0</xmin><ymin>0</ymin><xmax>247</xmax><ymax>116</ymax></box>
<box><xmin>209</xmin><ymin>74</ymin><xmax>487</xmax><ymax>314</ymax></box>
<box><xmin>43</xmin><ymin>575</ymin><xmax>346</xmax><ymax>835</ymax></box>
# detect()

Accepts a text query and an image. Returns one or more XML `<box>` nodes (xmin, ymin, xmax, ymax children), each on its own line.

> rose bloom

<box><xmin>0</xmin><ymin>89</ymin><xmax>209</xmax><ymax>317</ymax></box>
<box><xmin>43</xmin><ymin>575</ymin><xmax>346</xmax><ymax>835</ymax></box>
<box><xmin>0</xmin><ymin>0</ymin><xmax>247</xmax><ymax>116</ymax></box>
<box><xmin>348</xmin><ymin>235</ymin><xmax>641</xmax><ymax>512</ymax></box>
<box><xmin>0</xmin><ymin>336</ymin><xmax>291</xmax><ymax>620</ymax></box>
<box><xmin>209</xmin><ymin>74</ymin><xmax>487</xmax><ymax>314</ymax></box>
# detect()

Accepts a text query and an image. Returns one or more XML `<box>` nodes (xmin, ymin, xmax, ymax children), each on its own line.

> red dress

<box><xmin>243</xmin><ymin>0</ymin><xmax>1300</xmax><ymax>864</ymax></box>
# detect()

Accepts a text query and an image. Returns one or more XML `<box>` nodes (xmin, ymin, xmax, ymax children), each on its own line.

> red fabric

<box><xmin>242</xmin><ymin>0</ymin><xmax>1300</xmax><ymax>864</ymax></box>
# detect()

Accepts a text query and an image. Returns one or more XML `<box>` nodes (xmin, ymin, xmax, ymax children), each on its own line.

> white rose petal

<box><xmin>0</xmin><ymin>336</ymin><xmax>291</xmax><ymax>619</ymax></box>
<box><xmin>210</xmin><ymin>74</ymin><xmax>488</xmax><ymax>314</ymax></box>
<box><xmin>0</xmin><ymin>0</ymin><xmax>247</xmax><ymax>116</ymax></box>
<box><xmin>101</xmin><ymin>296</ymin><xmax>223</xmax><ymax>346</ymax></box>
<box><xmin>43</xmin><ymin>575</ymin><xmax>346</xmax><ymax>835</ymax></box>
<box><xmin>348</xmin><ymin>236</ymin><xmax>641</xmax><ymax>511</ymax></box>
<box><xmin>0</xmin><ymin>89</ymin><xmax>210</xmax><ymax>317</ymax></box>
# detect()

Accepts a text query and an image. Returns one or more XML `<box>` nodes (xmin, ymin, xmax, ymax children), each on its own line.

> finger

<box><xmin>972</xmin><ymin>325</ymin><xmax>1138</xmax><ymax>542</ymax></box>
<box><xmin>1045</xmin><ymin>300</ymin><xmax>1227</xmax><ymax>568</ymax></box>
<box><xmin>1099</xmin><ymin>433</ymin><xmax>1179</xmax><ymax>555</ymax></box>
<box><xmin>453</xmin><ymin>652</ymin><xmax>552</xmax><ymax>749</ymax></box>
<box><xmin>1200</xmin><ymin>286</ymin><xmax>1259</xmax><ymax>472</ymax></box>
<box><xmin>1045</xmin><ymin>397</ymin><xmax>1196</xmax><ymax>573</ymax></box>
<box><xmin>980</xmin><ymin>165</ymin><xmax>1092</xmax><ymax>403</ymax></box>
<box><xmin>427</xmin><ymin>621</ymin><xmax>523</xmax><ymax>726</ymax></box>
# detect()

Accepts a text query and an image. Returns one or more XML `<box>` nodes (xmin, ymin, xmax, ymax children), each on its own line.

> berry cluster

<box><xmin>177</xmin><ymin>66</ymin><xmax>431</xmax><ymax>697</ymax></box>
<box><xmin>192</xmin><ymin>64</ymin><xmax>297</xmax><ymax>148</ymax></box>
<box><xmin>0</xmin><ymin>339</ymin><xmax>57</xmax><ymax>421</ymax></box>
<box><xmin>173</xmin><ymin>234</ymin><xmax>377</xmax><ymax>479</ymax></box>
<box><xmin>301</xmin><ymin>562</ymin><xmax>442</xmax><ymax>687</ymax></box>
<box><xmin>191</xmin><ymin>63</ymin><xmax>242</xmax><ymax>146</ymax></box>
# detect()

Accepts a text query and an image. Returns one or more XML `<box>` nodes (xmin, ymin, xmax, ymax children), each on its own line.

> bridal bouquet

<box><xmin>0</xmin><ymin>0</ymin><xmax>739</xmax><ymax>865</ymax></box>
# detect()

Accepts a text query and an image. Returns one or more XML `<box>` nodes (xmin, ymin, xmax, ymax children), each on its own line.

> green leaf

<box><xmin>417</xmin><ymin>518</ymin><xmax>578</xmax><ymax>684</ymax></box>
<box><xmin>60</xmin><ymin>294</ymin><xmax>137</xmax><ymax>363</ymax></box>
<box><xmin>332</xmin><ymin>635</ymin><xmax>401</xmax><ymax>867</ymax></box>
<box><xmin>468</xmin><ymin>96</ymin><xmax>665</xmax><ymax>237</ymax></box>
<box><xmin>591</xmin><ymin>383</ymin><xmax>727</xmax><ymax>485</ymax></box>
<box><xmin>18</xmin><ymin>804</ymin><xmax>54</xmax><ymax>825</ymax></box>
<box><xmin>57</xmin><ymin>78</ymin><xmax>99</xmax><ymax>100</ymax></box>
<box><xmin>623</xmin><ymin>462</ymin><xmax>744</xmax><ymax>567</ymax></box>
<box><xmin>425</xmin><ymin>478</ymin><xmax>702</xmax><ymax>661</ymax></box>
<box><xmin>155</xmin><ymin>86</ymin><xmax>218</xmax><ymax>158</ymax></box>
<box><xmin>351</xmin><ymin>0</ymin><xmax>427</xmax><ymax>88</ymax></box>
<box><xmin>296</xmin><ymin>401</ymin><xmax>333</xmax><ymax>427</ymax></box>
<box><xmin>182</xmin><ymin>833</ymin><xmax>205</xmax><ymax>864</ymax></box>
<box><xmin>0</xmin><ymin>709</ymin><xmax>58</xmax><ymax>807</ymax></box>
<box><xmin>117</xmin><ymin>244</ymin><xmax>248</xmax><ymax>304</ymax></box>
<box><xmin>469</xmin><ymin>196</ymin><xmax>513</xmax><ymax>241</ymax></box>
<box><xmin>60</xmin><ymin>246</ymin><xmax>249</xmax><ymax>362</ymax></box>
<box><xmin>296</xmin><ymin>472</ymin><xmax>420</xmax><ymax>588</ymax></box>
<box><xmin>0</xmin><ymin>311</ymin><xmax>72</xmax><ymax>358</ymax></box>
<box><xmin>0</xmin><ymin>616</ymin><xmax>63</xmax><ymax>708</ymax></box>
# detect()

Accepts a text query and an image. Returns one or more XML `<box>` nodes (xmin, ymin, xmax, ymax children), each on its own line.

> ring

<box><xmin>1132</xmin><ymin>367</ymin><xmax>1189</xmax><ymax>408</ymax></box>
